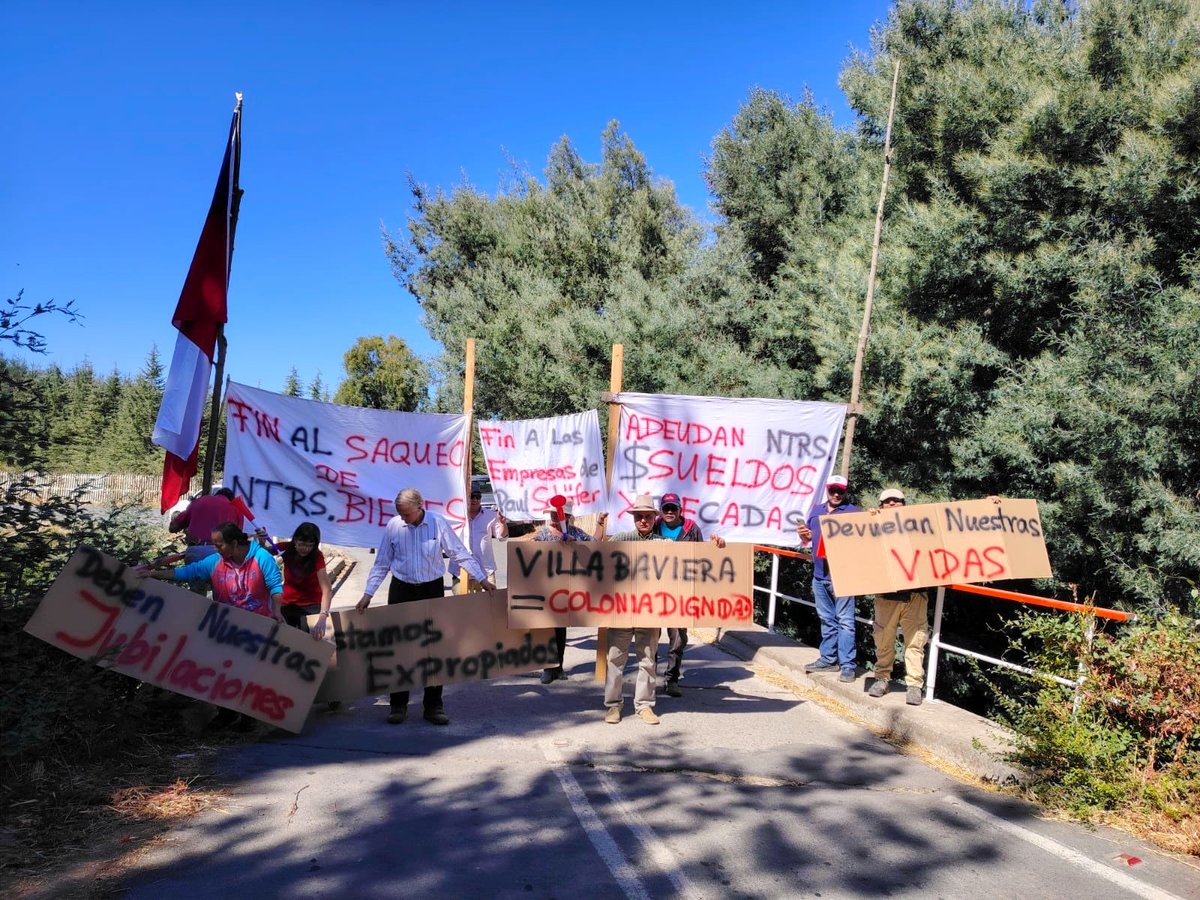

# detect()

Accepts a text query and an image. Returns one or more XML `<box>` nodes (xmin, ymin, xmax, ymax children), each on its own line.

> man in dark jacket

<box><xmin>653</xmin><ymin>491</ymin><xmax>725</xmax><ymax>698</ymax></box>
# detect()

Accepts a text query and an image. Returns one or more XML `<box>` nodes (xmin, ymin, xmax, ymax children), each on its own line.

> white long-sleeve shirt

<box><xmin>450</xmin><ymin>508</ymin><xmax>502</xmax><ymax>575</ymax></box>
<box><xmin>363</xmin><ymin>511</ymin><xmax>486</xmax><ymax>596</ymax></box>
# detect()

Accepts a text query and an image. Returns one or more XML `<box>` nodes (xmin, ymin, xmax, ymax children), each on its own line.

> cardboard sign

<box><xmin>820</xmin><ymin>499</ymin><xmax>1052</xmax><ymax>596</ymax></box>
<box><xmin>223</xmin><ymin>381</ymin><xmax>470</xmax><ymax>548</ymax></box>
<box><xmin>606</xmin><ymin>391</ymin><xmax>847</xmax><ymax>545</ymax></box>
<box><xmin>23</xmin><ymin>547</ymin><xmax>333</xmax><ymax>733</ymax></box>
<box><xmin>478</xmin><ymin>410</ymin><xmax>607</xmax><ymax>521</ymax></box>
<box><xmin>314</xmin><ymin>591</ymin><xmax>558</xmax><ymax>702</ymax></box>
<box><xmin>506</xmin><ymin>540</ymin><xmax>754</xmax><ymax>629</ymax></box>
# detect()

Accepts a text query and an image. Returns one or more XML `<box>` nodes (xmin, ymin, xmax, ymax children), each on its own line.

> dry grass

<box><xmin>109</xmin><ymin>777</ymin><xmax>218</xmax><ymax>821</ymax></box>
<box><xmin>0</xmin><ymin>737</ymin><xmax>232</xmax><ymax>898</ymax></box>
<box><xmin>1103</xmin><ymin>809</ymin><xmax>1200</xmax><ymax>860</ymax></box>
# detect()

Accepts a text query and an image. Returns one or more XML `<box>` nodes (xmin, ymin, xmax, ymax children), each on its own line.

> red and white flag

<box><xmin>152</xmin><ymin>97</ymin><xmax>242</xmax><ymax>513</ymax></box>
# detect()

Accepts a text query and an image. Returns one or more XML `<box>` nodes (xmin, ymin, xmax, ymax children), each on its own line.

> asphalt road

<box><xmin>115</xmin><ymin>627</ymin><xmax>1199</xmax><ymax>899</ymax></box>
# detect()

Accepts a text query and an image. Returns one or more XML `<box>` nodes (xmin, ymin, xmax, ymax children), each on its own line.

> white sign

<box><xmin>479</xmin><ymin>411</ymin><xmax>606</xmax><ymax>521</ymax></box>
<box><xmin>224</xmin><ymin>382</ymin><xmax>469</xmax><ymax>547</ymax></box>
<box><xmin>606</xmin><ymin>392</ymin><xmax>847</xmax><ymax>545</ymax></box>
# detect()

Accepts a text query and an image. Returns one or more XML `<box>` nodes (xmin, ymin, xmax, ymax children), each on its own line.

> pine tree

<box><xmin>283</xmin><ymin>367</ymin><xmax>302</xmax><ymax>397</ymax></box>
<box><xmin>105</xmin><ymin>349</ymin><xmax>165</xmax><ymax>473</ymax></box>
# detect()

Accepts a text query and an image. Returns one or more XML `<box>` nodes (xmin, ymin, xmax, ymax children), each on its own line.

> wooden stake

<box><xmin>840</xmin><ymin>59</ymin><xmax>901</xmax><ymax>479</ymax></box>
<box><xmin>459</xmin><ymin>338</ymin><xmax>476</xmax><ymax>593</ymax></box>
<box><xmin>596</xmin><ymin>343</ymin><xmax>624</xmax><ymax>681</ymax></box>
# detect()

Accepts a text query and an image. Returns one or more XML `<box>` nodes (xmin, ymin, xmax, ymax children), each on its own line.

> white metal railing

<box><xmin>753</xmin><ymin>547</ymin><xmax>1132</xmax><ymax>705</ymax></box>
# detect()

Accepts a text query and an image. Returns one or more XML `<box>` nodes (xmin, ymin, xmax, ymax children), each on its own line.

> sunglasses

<box><xmin>827</xmin><ymin>488</ymin><xmax>846</xmax><ymax>495</ymax></box>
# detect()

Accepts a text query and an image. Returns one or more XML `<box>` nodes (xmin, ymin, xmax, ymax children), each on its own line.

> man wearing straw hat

<box><xmin>867</xmin><ymin>488</ymin><xmax>930</xmax><ymax>706</ymax></box>
<box><xmin>600</xmin><ymin>493</ymin><xmax>666</xmax><ymax>725</ymax></box>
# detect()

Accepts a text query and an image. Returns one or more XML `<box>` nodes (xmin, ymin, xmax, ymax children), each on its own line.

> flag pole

<box><xmin>201</xmin><ymin>92</ymin><xmax>243</xmax><ymax>494</ymax></box>
<box><xmin>839</xmin><ymin>61</ymin><xmax>900</xmax><ymax>479</ymax></box>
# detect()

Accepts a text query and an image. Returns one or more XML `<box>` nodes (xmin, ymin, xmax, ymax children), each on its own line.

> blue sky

<box><xmin>2</xmin><ymin>1</ymin><xmax>892</xmax><ymax>395</ymax></box>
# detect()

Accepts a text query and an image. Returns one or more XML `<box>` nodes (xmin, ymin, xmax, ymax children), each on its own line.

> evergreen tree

<box><xmin>832</xmin><ymin>0</ymin><xmax>1200</xmax><ymax>607</ymax></box>
<box><xmin>392</xmin><ymin>122</ymin><xmax>719</xmax><ymax>418</ymax></box>
<box><xmin>48</xmin><ymin>361</ymin><xmax>105</xmax><ymax>471</ymax></box>
<box><xmin>0</xmin><ymin>357</ymin><xmax>49</xmax><ymax>469</ymax></box>
<box><xmin>333</xmin><ymin>335</ymin><xmax>427</xmax><ymax>411</ymax></box>
<box><xmin>283</xmin><ymin>366</ymin><xmax>302</xmax><ymax>397</ymax></box>
<box><xmin>105</xmin><ymin>348</ymin><xmax>165</xmax><ymax>474</ymax></box>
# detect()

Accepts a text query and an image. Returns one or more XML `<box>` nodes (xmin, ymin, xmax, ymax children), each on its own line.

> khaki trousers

<box><xmin>605</xmin><ymin>627</ymin><xmax>660</xmax><ymax>711</ymax></box>
<box><xmin>872</xmin><ymin>593</ymin><xmax>930</xmax><ymax>689</ymax></box>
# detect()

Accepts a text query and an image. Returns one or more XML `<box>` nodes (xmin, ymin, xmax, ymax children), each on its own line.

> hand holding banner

<box><xmin>606</xmin><ymin>392</ymin><xmax>847</xmax><ymax>545</ymax></box>
<box><xmin>820</xmin><ymin>498</ymin><xmax>1052</xmax><ymax>596</ymax></box>
<box><xmin>314</xmin><ymin>591</ymin><xmax>558</xmax><ymax>702</ymax></box>
<box><xmin>506</xmin><ymin>540</ymin><xmax>754</xmax><ymax>629</ymax></box>
<box><xmin>478</xmin><ymin>411</ymin><xmax>606</xmax><ymax>521</ymax></box>
<box><xmin>223</xmin><ymin>381</ymin><xmax>470</xmax><ymax>547</ymax></box>
<box><xmin>24</xmin><ymin>547</ymin><xmax>332</xmax><ymax>733</ymax></box>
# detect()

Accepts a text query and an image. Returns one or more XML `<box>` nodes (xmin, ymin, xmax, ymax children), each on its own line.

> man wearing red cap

<box><xmin>534</xmin><ymin>499</ymin><xmax>591</xmax><ymax>684</ymax></box>
<box><xmin>796</xmin><ymin>475</ymin><xmax>862</xmax><ymax>682</ymax></box>
<box><xmin>653</xmin><ymin>491</ymin><xmax>725</xmax><ymax>698</ymax></box>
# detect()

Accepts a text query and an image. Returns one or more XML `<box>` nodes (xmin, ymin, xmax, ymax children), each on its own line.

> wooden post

<box><xmin>839</xmin><ymin>60</ymin><xmax>900</xmax><ymax>479</ymax></box>
<box><xmin>459</xmin><ymin>338</ymin><xmax>476</xmax><ymax>594</ymax></box>
<box><xmin>596</xmin><ymin>343</ymin><xmax>624</xmax><ymax>681</ymax></box>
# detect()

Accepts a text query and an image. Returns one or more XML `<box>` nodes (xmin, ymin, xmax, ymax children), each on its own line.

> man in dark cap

<box><xmin>653</xmin><ymin>491</ymin><xmax>725</xmax><ymax>698</ymax></box>
<box><xmin>796</xmin><ymin>475</ymin><xmax>862</xmax><ymax>683</ymax></box>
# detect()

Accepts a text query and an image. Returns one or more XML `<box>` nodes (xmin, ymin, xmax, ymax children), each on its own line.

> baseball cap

<box><xmin>879</xmin><ymin>488</ymin><xmax>906</xmax><ymax>503</ymax></box>
<box><xmin>660</xmin><ymin>492</ymin><xmax>681</xmax><ymax>509</ymax></box>
<box><xmin>827</xmin><ymin>475</ymin><xmax>848</xmax><ymax>491</ymax></box>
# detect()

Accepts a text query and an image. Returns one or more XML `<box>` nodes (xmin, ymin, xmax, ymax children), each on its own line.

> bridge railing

<box><xmin>752</xmin><ymin>545</ymin><xmax>1134</xmax><ymax>706</ymax></box>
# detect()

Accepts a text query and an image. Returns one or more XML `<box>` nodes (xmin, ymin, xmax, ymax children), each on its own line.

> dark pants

<box><xmin>545</xmin><ymin>627</ymin><xmax>567</xmax><ymax>673</ymax></box>
<box><xmin>388</xmin><ymin>577</ymin><xmax>445</xmax><ymax>712</ymax></box>
<box><xmin>665</xmin><ymin>627</ymin><xmax>688</xmax><ymax>683</ymax></box>
<box><xmin>281</xmin><ymin>603</ymin><xmax>319</xmax><ymax>632</ymax></box>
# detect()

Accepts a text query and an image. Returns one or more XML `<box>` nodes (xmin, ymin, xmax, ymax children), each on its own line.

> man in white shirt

<box><xmin>357</xmin><ymin>487</ymin><xmax>495</xmax><ymax>725</ymax></box>
<box><xmin>450</xmin><ymin>488</ymin><xmax>508</xmax><ymax>590</ymax></box>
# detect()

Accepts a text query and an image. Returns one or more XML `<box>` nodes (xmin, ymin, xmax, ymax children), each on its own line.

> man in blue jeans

<box><xmin>796</xmin><ymin>475</ymin><xmax>862</xmax><ymax>683</ymax></box>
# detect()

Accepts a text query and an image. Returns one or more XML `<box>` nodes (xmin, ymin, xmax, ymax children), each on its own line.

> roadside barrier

<box><xmin>752</xmin><ymin>544</ymin><xmax>1134</xmax><ymax>705</ymax></box>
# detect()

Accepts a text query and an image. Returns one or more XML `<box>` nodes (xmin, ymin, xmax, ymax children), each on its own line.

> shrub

<box><xmin>999</xmin><ymin>607</ymin><xmax>1200</xmax><ymax>852</ymax></box>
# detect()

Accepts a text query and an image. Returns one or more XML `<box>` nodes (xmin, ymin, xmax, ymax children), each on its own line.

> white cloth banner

<box><xmin>479</xmin><ymin>410</ymin><xmax>606</xmax><ymax>521</ymax></box>
<box><xmin>223</xmin><ymin>382</ymin><xmax>469</xmax><ymax>547</ymax></box>
<box><xmin>606</xmin><ymin>392</ymin><xmax>847</xmax><ymax>545</ymax></box>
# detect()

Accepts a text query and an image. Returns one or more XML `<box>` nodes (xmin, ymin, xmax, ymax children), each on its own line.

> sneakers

<box><xmin>387</xmin><ymin>707</ymin><xmax>407</xmax><ymax>725</ymax></box>
<box><xmin>540</xmin><ymin>667</ymin><xmax>562</xmax><ymax>684</ymax></box>
<box><xmin>423</xmin><ymin>707</ymin><xmax>450</xmax><ymax>725</ymax></box>
<box><xmin>805</xmin><ymin>659</ymin><xmax>839</xmax><ymax>673</ymax></box>
<box><xmin>637</xmin><ymin>707</ymin><xmax>661</xmax><ymax>725</ymax></box>
<box><xmin>665</xmin><ymin>681</ymin><xmax>683</xmax><ymax>698</ymax></box>
<box><xmin>906</xmin><ymin>688</ymin><xmax>924</xmax><ymax>706</ymax></box>
<box><xmin>605</xmin><ymin>706</ymin><xmax>622</xmax><ymax>725</ymax></box>
<box><xmin>868</xmin><ymin>678</ymin><xmax>890</xmax><ymax>698</ymax></box>
<box><xmin>838</xmin><ymin>669</ymin><xmax>856</xmax><ymax>683</ymax></box>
